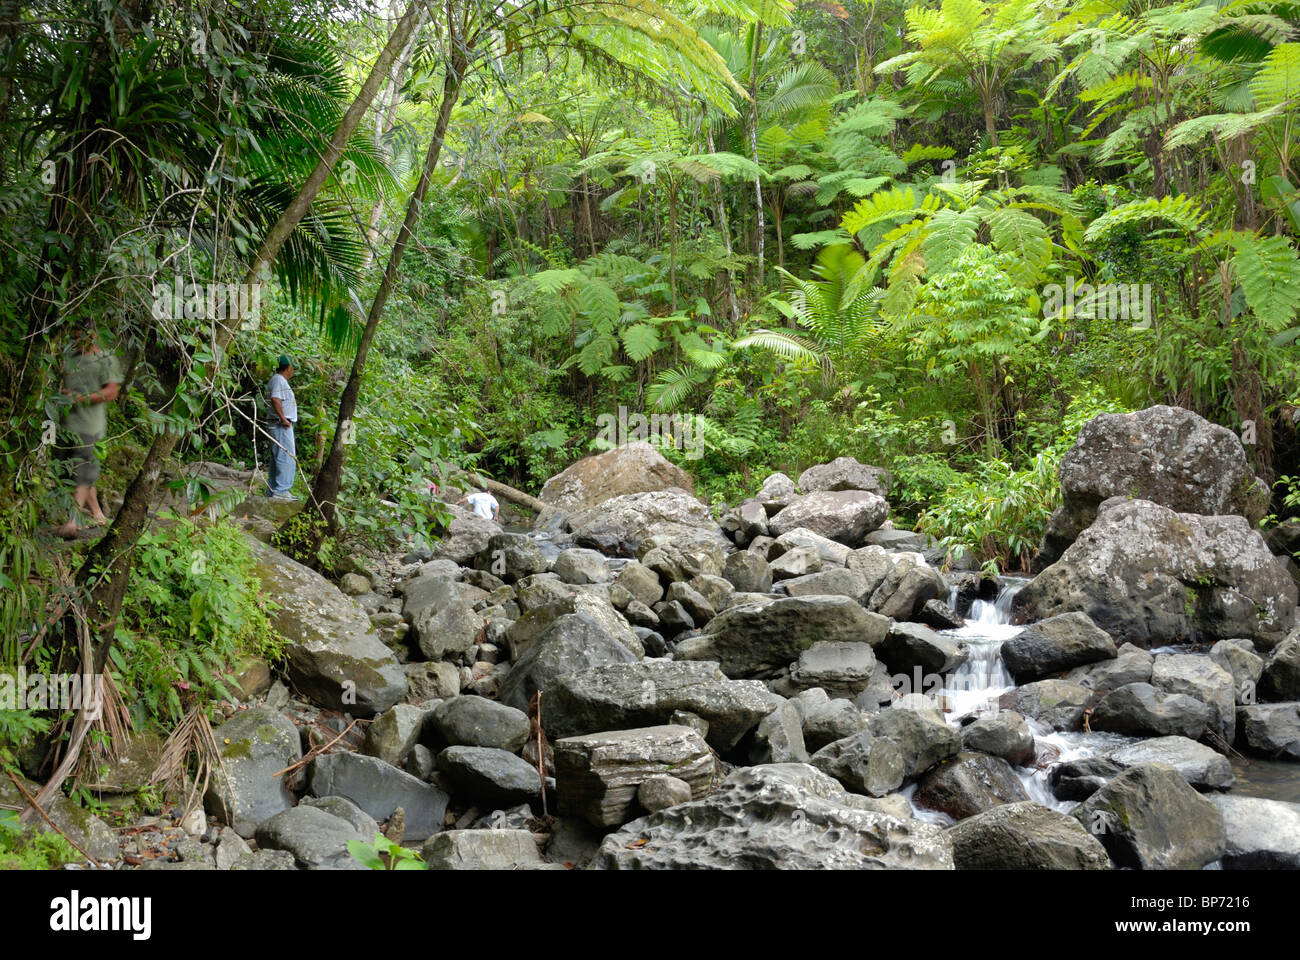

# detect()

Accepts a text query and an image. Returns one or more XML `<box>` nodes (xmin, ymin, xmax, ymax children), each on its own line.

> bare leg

<box><xmin>85</xmin><ymin>486</ymin><xmax>107</xmax><ymax>523</ymax></box>
<box><xmin>57</xmin><ymin>485</ymin><xmax>94</xmax><ymax>537</ymax></box>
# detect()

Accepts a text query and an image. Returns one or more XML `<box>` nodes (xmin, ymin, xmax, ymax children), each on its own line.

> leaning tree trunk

<box><xmin>29</xmin><ymin>3</ymin><xmax>425</xmax><ymax>818</ymax></box>
<box><xmin>288</xmin><ymin>47</ymin><xmax>467</xmax><ymax>557</ymax></box>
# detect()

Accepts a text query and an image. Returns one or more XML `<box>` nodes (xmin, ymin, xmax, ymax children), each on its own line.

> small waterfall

<box><xmin>939</xmin><ymin>577</ymin><xmax>1028</xmax><ymax>716</ymax></box>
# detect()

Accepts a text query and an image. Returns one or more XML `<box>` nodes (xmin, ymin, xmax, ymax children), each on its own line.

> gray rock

<box><xmin>552</xmin><ymin>547</ymin><xmax>611</xmax><ymax>585</ymax></box>
<box><xmin>538</xmin><ymin>441</ymin><xmax>696</xmax><ymax>514</ymax></box>
<box><xmin>917</xmin><ymin>599</ymin><xmax>964</xmax><ymax>630</ymax></box>
<box><xmin>1063</xmin><ymin>642</ymin><xmax>1153</xmax><ymax>695</ymax></box>
<box><xmin>248</xmin><ymin>538</ymin><xmax>406</xmax><ymax>715</ymax></box>
<box><xmin>363</xmin><ymin>704</ymin><xmax>424</xmax><ymax>766</ymax></box>
<box><xmin>876</xmin><ymin>622</ymin><xmax>968</xmax><ymax>675</ymax></box>
<box><xmin>1151</xmin><ymin>653</ymin><xmax>1236</xmax><ymax>744</ymax></box>
<box><xmin>499</xmin><ymin>613</ymin><xmax>639</xmax><ymax>712</ymax></box>
<box><xmin>414</xmin><ymin>600</ymin><xmax>484</xmax><ymax>660</ymax></box>
<box><xmin>613</xmin><ymin>561</ymin><xmax>663</xmax><ymax>606</ymax></box>
<box><xmin>422</xmin><ymin>829</ymin><xmax>545</xmax><ymax>870</ymax></box>
<box><xmin>798</xmin><ymin>457</ymin><xmax>890</xmax><ymax>496</ymax></box>
<box><xmin>554</xmin><ymin>725</ymin><xmax>716</xmax><ymax>828</ymax></box>
<box><xmin>1092</xmin><ymin>682</ymin><xmax>1211</xmax><ymax>740</ymax></box>
<box><xmin>430</xmin><ymin>504</ymin><xmax>502</xmax><ymax>565</ymax></box>
<box><xmin>1016</xmin><ymin>498</ymin><xmax>1296</xmax><ymax>650</ymax></box>
<box><xmin>1070</xmin><ymin>762</ymin><xmax>1226</xmax><ymax>869</ymax></box>
<box><xmin>778</xmin><ymin>568</ymin><xmax>870</xmax><ymax>603</ymax></box>
<box><xmin>802</xmin><ymin>697</ymin><xmax>870</xmax><ymax>752</ymax></box>
<box><xmin>214</xmin><ymin>828</ymin><xmax>252</xmax><ymax>870</ymax></box>
<box><xmin>567</xmin><ymin>491</ymin><xmax>727</xmax><ymax>553</ymax></box>
<box><xmin>229</xmin><ymin>849</ymin><xmax>298</xmax><ymax>870</ymax></box>
<box><xmin>1106</xmin><ymin>736</ymin><xmax>1235</xmax><ymax>791</ymax></box>
<box><xmin>676</xmin><ymin>595</ymin><xmax>888</xmax><ymax>678</ymax></box>
<box><xmin>757</xmin><ymin>472</ymin><xmax>797</xmax><ymax>506</ymax></box>
<box><xmin>308</xmin><ymin>752</ymin><xmax>450</xmax><ymax>842</ymax></box>
<box><xmin>254</xmin><ymin>805</ymin><xmax>366</xmax><ymax>870</ymax></box>
<box><xmin>205</xmin><ymin>708</ymin><xmax>301</xmax><ymax>838</ymax></box>
<box><xmin>1236</xmin><ymin>701</ymin><xmax>1300</xmax><ymax>759</ymax></box>
<box><xmin>769</xmin><ymin>490</ymin><xmax>889</xmax><ymax>546</ymax></box>
<box><xmin>948</xmin><ymin>802</ymin><xmax>1111</xmax><ymax>870</ymax></box>
<box><xmin>437</xmin><ymin>746</ymin><xmax>541</xmax><ymax>804</ymax></box>
<box><xmin>339</xmin><ymin>572</ymin><xmax>371</xmax><ymax>596</ymax></box>
<box><xmin>1261</xmin><ymin>631</ymin><xmax>1300</xmax><ymax>701</ymax></box>
<box><xmin>867</xmin><ymin>702</ymin><xmax>962</xmax><ymax>780</ymax></box>
<box><xmin>722</xmin><ymin>548</ymin><xmax>769</xmax><ymax>595</ymax></box>
<box><xmin>769</xmin><ymin>546</ymin><xmax>821</xmax><ymax>580</ymax></box>
<box><xmin>997</xmin><ymin>680</ymin><xmax>1093</xmax><ymax>731</ymax></box>
<box><xmin>406</xmin><ymin>744</ymin><xmax>437</xmax><ymax>781</ymax></box>
<box><xmin>1209</xmin><ymin>638</ymin><xmax>1264</xmax><ymax>705</ymax></box>
<box><xmin>1211</xmin><ymin>795</ymin><xmax>1300</xmax><ymax>868</ymax></box>
<box><xmin>749</xmin><ymin>699</ymin><xmax>808</xmax><ymax>764</ymax></box>
<box><xmin>864</xmin><ymin>553</ymin><xmax>945</xmax><ymax>620</ymax></box>
<box><xmin>961</xmin><ymin>711</ymin><xmax>1035</xmax><ymax>766</ymax></box>
<box><xmin>300</xmin><ymin>795</ymin><xmax>381</xmax><ymax>836</ymax></box>
<box><xmin>592</xmin><ymin>764</ymin><xmax>953</xmax><ymax>869</ymax></box>
<box><xmin>637</xmin><ymin>775</ymin><xmax>693</xmax><ymax>813</ymax></box>
<box><xmin>665</xmin><ymin>581</ymin><xmax>716</xmax><ymax>624</ymax></box>
<box><xmin>429</xmin><ymin>696</ymin><xmax>530</xmax><ymax>752</ymax></box>
<box><xmin>772</xmin><ymin>528</ymin><xmax>851</xmax><ymax>566</ymax></box>
<box><xmin>789</xmin><ymin>641</ymin><xmax>878</xmax><ymax>698</ymax></box>
<box><xmin>1001</xmin><ymin>612</ymin><xmax>1117</xmax><ymax>683</ymax></box>
<box><xmin>810</xmin><ymin>732</ymin><xmax>905</xmax><ymax>797</ymax></box>
<box><xmin>913</xmin><ymin>751</ymin><xmax>1031</xmax><ymax>821</ymax></box>
<box><xmin>404</xmin><ymin>661</ymin><xmax>461</xmax><ymax>701</ymax></box>
<box><xmin>545</xmin><ymin>660</ymin><xmax>773</xmax><ymax>751</ymax></box>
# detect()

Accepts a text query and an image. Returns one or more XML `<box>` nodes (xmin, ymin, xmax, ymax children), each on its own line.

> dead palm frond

<box><xmin>148</xmin><ymin>690</ymin><xmax>229</xmax><ymax>823</ymax></box>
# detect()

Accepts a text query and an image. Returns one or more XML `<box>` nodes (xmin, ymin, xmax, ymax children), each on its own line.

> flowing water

<box><xmin>904</xmin><ymin>575</ymin><xmax>1300</xmax><ymax>822</ymax></box>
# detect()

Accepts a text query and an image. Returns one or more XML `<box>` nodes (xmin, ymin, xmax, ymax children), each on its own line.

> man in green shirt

<box><xmin>56</xmin><ymin>328</ymin><xmax>123</xmax><ymax>538</ymax></box>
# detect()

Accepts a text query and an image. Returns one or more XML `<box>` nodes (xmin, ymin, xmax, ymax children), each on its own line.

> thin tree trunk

<box><xmin>66</xmin><ymin>1</ymin><xmax>423</xmax><ymax>680</ymax></box>
<box><xmin>705</xmin><ymin>121</ymin><xmax>739</xmax><ymax>325</ymax></box>
<box><xmin>294</xmin><ymin>48</ymin><xmax>467</xmax><ymax>548</ymax></box>
<box><xmin>748</xmin><ymin>24</ymin><xmax>765</xmax><ymax>289</ymax></box>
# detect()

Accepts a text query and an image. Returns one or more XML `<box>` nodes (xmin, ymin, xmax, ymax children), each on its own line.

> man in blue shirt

<box><xmin>265</xmin><ymin>355</ymin><xmax>298</xmax><ymax>499</ymax></box>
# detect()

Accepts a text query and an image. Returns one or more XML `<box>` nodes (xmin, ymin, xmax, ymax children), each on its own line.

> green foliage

<box><xmin>115</xmin><ymin>516</ymin><xmax>282</xmax><ymax>728</ymax></box>
<box><xmin>348</xmin><ymin>833</ymin><xmax>428</xmax><ymax>870</ymax></box>
<box><xmin>0</xmin><ymin>810</ymin><xmax>79</xmax><ymax>871</ymax></box>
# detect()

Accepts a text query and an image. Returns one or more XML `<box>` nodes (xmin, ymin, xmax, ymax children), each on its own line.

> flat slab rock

<box><xmin>248</xmin><ymin>536</ymin><xmax>406</xmax><ymax>715</ymax></box>
<box><xmin>545</xmin><ymin>659</ymin><xmax>777</xmax><ymax>750</ymax></box>
<box><xmin>592</xmin><ymin>764</ymin><xmax>953</xmax><ymax>869</ymax></box>
<box><xmin>554</xmin><ymin>725</ymin><xmax>718</xmax><ymax>828</ymax></box>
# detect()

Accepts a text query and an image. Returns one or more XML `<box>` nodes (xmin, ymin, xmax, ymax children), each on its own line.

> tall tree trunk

<box><xmin>66</xmin><ymin>1</ymin><xmax>423</xmax><ymax>671</ymax></box>
<box><xmin>292</xmin><ymin>48</ymin><xmax>467</xmax><ymax>551</ymax></box>
<box><xmin>705</xmin><ymin>121</ymin><xmax>739</xmax><ymax>324</ymax></box>
<box><xmin>748</xmin><ymin>23</ymin><xmax>765</xmax><ymax>289</ymax></box>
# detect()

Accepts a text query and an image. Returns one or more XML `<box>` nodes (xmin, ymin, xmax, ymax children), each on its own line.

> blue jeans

<box><xmin>265</xmin><ymin>422</ymin><xmax>296</xmax><ymax>497</ymax></box>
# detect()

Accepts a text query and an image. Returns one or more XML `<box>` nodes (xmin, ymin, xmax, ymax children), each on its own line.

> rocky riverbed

<box><xmin>28</xmin><ymin>404</ymin><xmax>1300</xmax><ymax>871</ymax></box>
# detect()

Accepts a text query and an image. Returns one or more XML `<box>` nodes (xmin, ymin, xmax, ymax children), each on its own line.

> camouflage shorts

<box><xmin>56</xmin><ymin>432</ymin><xmax>101</xmax><ymax>486</ymax></box>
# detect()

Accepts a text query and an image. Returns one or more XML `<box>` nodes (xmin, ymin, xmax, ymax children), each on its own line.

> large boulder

<box><xmin>1150</xmin><ymin>653</ymin><xmax>1236</xmax><ymax>745</ymax></box>
<box><xmin>1091</xmin><ymin>682</ymin><xmax>1211</xmax><ymax>740</ymax></box>
<box><xmin>427</xmin><ymin>696</ymin><xmax>530</xmax><ymax>752</ymax></box>
<box><xmin>997</xmin><ymin>680</ymin><xmax>1092</xmax><ymax>731</ymax></box>
<box><xmin>205</xmin><ymin>708</ymin><xmax>302</xmax><ymax>838</ymax></box>
<box><xmin>307</xmin><ymin>752</ymin><xmax>450</xmax><ymax>842</ymax></box>
<box><xmin>768</xmin><ymin>490</ymin><xmax>889</xmax><ymax>546</ymax></box>
<box><xmin>797</xmin><ymin>457</ymin><xmax>891</xmax><ymax>496</ymax></box>
<box><xmin>867</xmin><ymin>701</ymin><xmax>962</xmax><ymax>780</ymax></box>
<box><xmin>876</xmin><ymin>622</ymin><xmax>968</xmax><ymax>676</ymax></box>
<box><xmin>254</xmin><ymin>805</ymin><xmax>366</xmax><ymax>870</ymax></box>
<box><xmin>912</xmin><ymin>752</ymin><xmax>1030</xmax><ymax>821</ymax></box>
<box><xmin>1236</xmin><ymin>702</ymin><xmax>1300</xmax><ymax>760</ymax></box>
<box><xmin>436</xmin><ymin>746</ymin><xmax>541</xmax><ymax>805</ymax></box>
<box><xmin>1261</xmin><ymin>631</ymin><xmax>1300</xmax><ymax>701</ymax></box>
<box><xmin>1106</xmin><ymin>736</ymin><xmax>1235</xmax><ymax>791</ymax></box>
<box><xmin>422</xmin><ymin>830</ymin><xmax>546</xmax><ymax>870</ymax></box>
<box><xmin>960</xmin><ymin>711</ymin><xmax>1035</xmax><ymax>766</ymax></box>
<box><xmin>1000</xmin><ymin>612</ymin><xmax>1117</xmax><ymax>683</ymax></box>
<box><xmin>499</xmin><ymin>613</ymin><xmax>639</xmax><ymax>712</ymax></box>
<box><xmin>554</xmin><ymin>725</ymin><xmax>717</xmax><ymax>828</ymax></box>
<box><xmin>545</xmin><ymin>660</ymin><xmax>776</xmax><ymax>750</ymax></box>
<box><xmin>849</xmin><ymin>549</ymin><xmax>944</xmax><ymax>620</ymax></box>
<box><xmin>1210</xmin><ymin>795</ymin><xmax>1300</xmax><ymax>868</ymax></box>
<box><xmin>1070</xmin><ymin>762</ymin><xmax>1226</xmax><ymax>870</ymax></box>
<box><xmin>1035</xmin><ymin>405</ymin><xmax>1269</xmax><ymax>569</ymax></box>
<box><xmin>947</xmin><ymin>802</ymin><xmax>1111</xmax><ymax>870</ymax></box>
<box><xmin>566</xmin><ymin>491</ymin><xmax>726</xmax><ymax>554</ymax></box>
<box><xmin>248</xmin><ymin>538</ymin><xmax>406</xmax><ymax>715</ymax></box>
<box><xmin>429</xmin><ymin>504</ymin><xmax>502</xmax><ymax>565</ymax></box>
<box><xmin>539</xmin><ymin>442</ymin><xmax>695</xmax><ymax>513</ymax></box>
<box><xmin>591</xmin><ymin>764</ymin><xmax>953</xmax><ymax>869</ymax></box>
<box><xmin>675</xmin><ymin>595</ymin><xmax>889</xmax><ymax>678</ymax></box>
<box><xmin>809</xmin><ymin>731</ymin><xmax>906</xmax><ymax>797</ymax></box>
<box><xmin>789</xmin><ymin>641</ymin><xmax>878</xmax><ymax>698</ymax></box>
<box><xmin>1013</xmin><ymin>498</ymin><xmax>1295</xmax><ymax>650</ymax></box>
